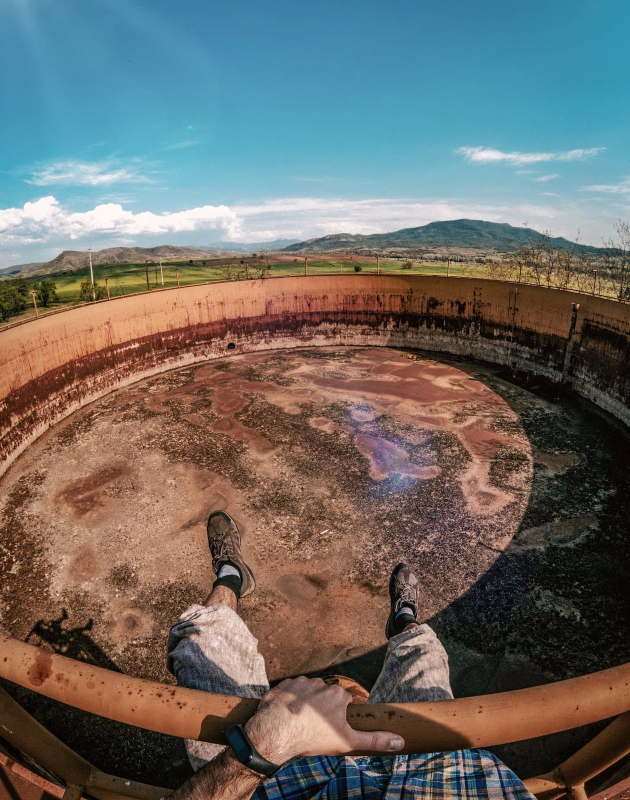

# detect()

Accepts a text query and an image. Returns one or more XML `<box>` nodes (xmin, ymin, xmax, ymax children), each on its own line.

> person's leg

<box><xmin>368</xmin><ymin>563</ymin><xmax>453</xmax><ymax>704</ymax></box>
<box><xmin>167</xmin><ymin>512</ymin><xmax>268</xmax><ymax>769</ymax></box>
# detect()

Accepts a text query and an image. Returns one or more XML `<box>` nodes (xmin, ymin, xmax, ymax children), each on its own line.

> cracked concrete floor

<box><xmin>1</xmin><ymin>347</ymin><xmax>629</xmax><ymax>787</ymax></box>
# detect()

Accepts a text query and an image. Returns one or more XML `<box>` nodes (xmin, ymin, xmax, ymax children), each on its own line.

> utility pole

<box><xmin>160</xmin><ymin>260</ymin><xmax>164</xmax><ymax>286</ymax></box>
<box><xmin>304</xmin><ymin>257</ymin><xmax>308</xmax><ymax>276</ymax></box>
<box><xmin>592</xmin><ymin>269</ymin><xmax>598</xmax><ymax>295</ymax></box>
<box><xmin>31</xmin><ymin>290</ymin><xmax>39</xmax><ymax>317</ymax></box>
<box><xmin>145</xmin><ymin>262</ymin><xmax>150</xmax><ymax>291</ymax></box>
<box><xmin>154</xmin><ymin>264</ymin><xmax>158</xmax><ymax>287</ymax></box>
<box><xmin>447</xmin><ymin>258</ymin><xmax>451</xmax><ymax>278</ymax></box>
<box><xmin>377</xmin><ymin>255</ymin><xmax>380</xmax><ymax>275</ymax></box>
<box><xmin>105</xmin><ymin>277</ymin><xmax>111</xmax><ymax>300</ymax></box>
<box><xmin>88</xmin><ymin>247</ymin><xmax>95</xmax><ymax>301</ymax></box>
<box><xmin>176</xmin><ymin>269</ymin><xmax>180</xmax><ymax>287</ymax></box>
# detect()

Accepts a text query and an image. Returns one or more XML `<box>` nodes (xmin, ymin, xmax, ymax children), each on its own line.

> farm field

<box><xmin>1</xmin><ymin>258</ymin><xmax>484</xmax><ymax>326</ymax></box>
<box><xmin>51</xmin><ymin>258</ymin><xmax>482</xmax><ymax>300</ymax></box>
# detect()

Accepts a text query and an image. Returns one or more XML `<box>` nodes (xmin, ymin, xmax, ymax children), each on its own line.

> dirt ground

<box><xmin>1</xmin><ymin>347</ymin><xmax>629</xmax><ymax>788</ymax></box>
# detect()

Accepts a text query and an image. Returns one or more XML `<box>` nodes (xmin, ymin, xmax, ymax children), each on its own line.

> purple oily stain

<box><xmin>355</xmin><ymin>434</ymin><xmax>440</xmax><ymax>481</ymax></box>
<box><xmin>350</xmin><ymin>406</ymin><xmax>378</xmax><ymax>422</ymax></box>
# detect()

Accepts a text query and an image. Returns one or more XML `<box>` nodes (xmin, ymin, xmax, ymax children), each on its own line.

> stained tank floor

<box><xmin>1</xmin><ymin>347</ymin><xmax>629</xmax><ymax>788</ymax></box>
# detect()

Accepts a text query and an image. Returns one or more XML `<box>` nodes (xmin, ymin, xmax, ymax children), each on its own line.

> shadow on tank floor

<box><xmin>1</xmin><ymin>347</ymin><xmax>629</xmax><ymax>788</ymax></box>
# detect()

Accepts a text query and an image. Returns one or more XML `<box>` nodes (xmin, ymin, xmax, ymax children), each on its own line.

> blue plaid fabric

<box><xmin>253</xmin><ymin>750</ymin><xmax>534</xmax><ymax>800</ymax></box>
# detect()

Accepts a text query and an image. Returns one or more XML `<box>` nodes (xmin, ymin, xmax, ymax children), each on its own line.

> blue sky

<box><xmin>1</xmin><ymin>0</ymin><xmax>629</xmax><ymax>266</ymax></box>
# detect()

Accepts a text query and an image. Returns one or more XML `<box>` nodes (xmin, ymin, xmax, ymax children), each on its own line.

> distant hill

<box><xmin>0</xmin><ymin>261</ymin><xmax>46</xmax><ymax>277</ymax></box>
<box><xmin>283</xmin><ymin>219</ymin><xmax>601</xmax><ymax>255</ymax></box>
<box><xmin>202</xmin><ymin>239</ymin><xmax>300</xmax><ymax>253</ymax></box>
<box><xmin>0</xmin><ymin>245</ymin><xmax>226</xmax><ymax>278</ymax></box>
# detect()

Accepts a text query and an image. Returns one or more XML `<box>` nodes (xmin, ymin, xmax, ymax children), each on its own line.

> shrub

<box><xmin>0</xmin><ymin>277</ymin><xmax>31</xmax><ymax>321</ymax></box>
<box><xmin>354</xmin><ymin>264</ymin><xmax>362</xmax><ymax>272</ymax></box>
<box><xmin>80</xmin><ymin>281</ymin><xmax>108</xmax><ymax>301</ymax></box>
<box><xmin>0</xmin><ymin>285</ymin><xmax>21</xmax><ymax>320</ymax></box>
<box><xmin>35</xmin><ymin>279</ymin><xmax>58</xmax><ymax>307</ymax></box>
<box><xmin>402</xmin><ymin>260</ymin><xmax>413</xmax><ymax>270</ymax></box>
<box><xmin>254</xmin><ymin>263</ymin><xmax>272</xmax><ymax>280</ymax></box>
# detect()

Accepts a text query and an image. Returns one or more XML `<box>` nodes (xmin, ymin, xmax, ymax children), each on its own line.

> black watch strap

<box><xmin>225</xmin><ymin>724</ymin><xmax>283</xmax><ymax>778</ymax></box>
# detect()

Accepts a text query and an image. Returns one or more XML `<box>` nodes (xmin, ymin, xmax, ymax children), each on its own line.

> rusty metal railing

<box><xmin>1</xmin><ymin>635</ymin><xmax>630</xmax><ymax>799</ymax></box>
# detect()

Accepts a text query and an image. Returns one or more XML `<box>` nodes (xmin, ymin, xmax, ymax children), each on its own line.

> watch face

<box><xmin>227</xmin><ymin>725</ymin><xmax>253</xmax><ymax>764</ymax></box>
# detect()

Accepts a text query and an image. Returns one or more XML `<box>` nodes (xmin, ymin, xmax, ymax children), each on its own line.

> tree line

<box><xmin>0</xmin><ymin>277</ymin><xmax>58</xmax><ymax>321</ymax></box>
<box><xmin>491</xmin><ymin>220</ymin><xmax>630</xmax><ymax>299</ymax></box>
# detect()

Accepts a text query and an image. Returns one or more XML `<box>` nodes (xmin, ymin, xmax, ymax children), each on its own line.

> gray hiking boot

<box><xmin>207</xmin><ymin>511</ymin><xmax>256</xmax><ymax>597</ymax></box>
<box><xmin>385</xmin><ymin>562</ymin><xmax>419</xmax><ymax>639</ymax></box>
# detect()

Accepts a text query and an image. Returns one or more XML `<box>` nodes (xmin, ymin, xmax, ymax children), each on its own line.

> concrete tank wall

<box><xmin>1</xmin><ymin>274</ymin><xmax>629</xmax><ymax>478</ymax></box>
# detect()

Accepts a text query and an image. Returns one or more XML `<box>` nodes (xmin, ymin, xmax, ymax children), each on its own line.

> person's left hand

<box><xmin>243</xmin><ymin>676</ymin><xmax>405</xmax><ymax>764</ymax></box>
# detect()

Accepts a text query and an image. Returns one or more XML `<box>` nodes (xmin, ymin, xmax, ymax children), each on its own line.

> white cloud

<box><xmin>1</xmin><ymin>192</ymin><xmax>626</xmax><ymax>265</ymax></box>
<box><xmin>0</xmin><ymin>196</ymin><xmax>239</xmax><ymax>245</ymax></box>
<box><xmin>0</xmin><ymin>195</ymin><xmax>565</xmax><ymax>252</ymax></box>
<box><xmin>540</xmin><ymin>192</ymin><xmax>559</xmax><ymax>197</ymax></box>
<box><xmin>583</xmin><ymin>177</ymin><xmax>630</xmax><ymax>194</ymax></box>
<box><xmin>534</xmin><ymin>174</ymin><xmax>560</xmax><ymax>182</ymax></box>
<box><xmin>26</xmin><ymin>159</ymin><xmax>153</xmax><ymax>187</ymax></box>
<box><xmin>162</xmin><ymin>140</ymin><xmax>199</xmax><ymax>151</ymax></box>
<box><xmin>458</xmin><ymin>146</ymin><xmax>605</xmax><ymax>166</ymax></box>
<box><xmin>230</xmin><ymin>197</ymin><xmax>561</xmax><ymax>242</ymax></box>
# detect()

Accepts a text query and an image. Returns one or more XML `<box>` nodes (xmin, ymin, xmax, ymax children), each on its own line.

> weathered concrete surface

<box><xmin>0</xmin><ymin>348</ymin><xmax>532</xmax><ymax>675</ymax></box>
<box><xmin>1</xmin><ymin>276</ymin><xmax>630</xmax><ymax>483</ymax></box>
<box><xmin>1</xmin><ymin>347</ymin><xmax>629</xmax><ymax>786</ymax></box>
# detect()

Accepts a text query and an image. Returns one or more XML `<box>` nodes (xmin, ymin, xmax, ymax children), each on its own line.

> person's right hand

<box><xmin>243</xmin><ymin>675</ymin><xmax>405</xmax><ymax>765</ymax></box>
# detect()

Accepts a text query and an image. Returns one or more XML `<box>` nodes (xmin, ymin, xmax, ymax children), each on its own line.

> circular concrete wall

<box><xmin>1</xmin><ymin>274</ymin><xmax>629</xmax><ymax>478</ymax></box>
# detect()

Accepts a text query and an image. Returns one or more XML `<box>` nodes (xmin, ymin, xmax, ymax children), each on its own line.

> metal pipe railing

<box><xmin>525</xmin><ymin>712</ymin><xmax>630</xmax><ymax>800</ymax></box>
<box><xmin>0</xmin><ymin>686</ymin><xmax>167</xmax><ymax>800</ymax></box>
<box><xmin>2</xmin><ymin>635</ymin><xmax>630</xmax><ymax>757</ymax></box>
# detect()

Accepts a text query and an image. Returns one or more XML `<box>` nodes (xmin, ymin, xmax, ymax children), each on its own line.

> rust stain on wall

<box><xmin>1</xmin><ymin>276</ymin><xmax>629</xmax><ymax>480</ymax></box>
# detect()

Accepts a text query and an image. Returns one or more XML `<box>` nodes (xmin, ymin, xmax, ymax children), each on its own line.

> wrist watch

<box><xmin>225</xmin><ymin>724</ymin><xmax>283</xmax><ymax>778</ymax></box>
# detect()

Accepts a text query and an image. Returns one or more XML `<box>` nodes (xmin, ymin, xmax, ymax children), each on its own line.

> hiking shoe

<box><xmin>207</xmin><ymin>511</ymin><xmax>256</xmax><ymax>597</ymax></box>
<box><xmin>385</xmin><ymin>562</ymin><xmax>419</xmax><ymax>639</ymax></box>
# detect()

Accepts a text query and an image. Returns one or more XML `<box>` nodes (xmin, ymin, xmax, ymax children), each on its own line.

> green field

<box><xmin>49</xmin><ymin>258</ymin><xmax>480</xmax><ymax>301</ymax></box>
<box><xmin>1</xmin><ymin>258</ymin><xmax>482</xmax><ymax>327</ymax></box>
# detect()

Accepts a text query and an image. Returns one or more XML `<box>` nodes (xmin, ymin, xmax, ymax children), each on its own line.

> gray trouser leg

<box><xmin>367</xmin><ymin>624</ymin><xmax>453</xmax><ymax>703</ymax></box>
<box><xmin>167</xmin><ymin>604</ymin><xmax>270</xmax><ymax>770</ymax></box>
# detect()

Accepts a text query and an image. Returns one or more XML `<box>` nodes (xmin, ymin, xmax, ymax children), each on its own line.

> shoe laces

<box><xmin>397</xmin><ymin>581</ymin><xmax>417</xmax><ymax>611</ymax></box>
<box><xmin>210</xmin><ymin>525</ymin><xmax>238</xmax><ymax>564</ymax></box>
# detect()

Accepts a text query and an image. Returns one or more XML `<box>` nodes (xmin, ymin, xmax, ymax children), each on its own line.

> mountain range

<box><xmin>201</xmin><ymin>238</ymin><xmax>300</xmax><ymax>253</ymax></box>
<box><xmin>0</xmin><ymin>245</ymin><xmax>225</xmax><ymax>278</ymax></box>
<box><xmin>1</xmin><ymin>220</ymin><xmax>603</xmax><ymax>279</ymax></box>
<box><xmin>283</xmin><ymin>219</ymin><xmax>600</xmax><ymax>254</ymax></box>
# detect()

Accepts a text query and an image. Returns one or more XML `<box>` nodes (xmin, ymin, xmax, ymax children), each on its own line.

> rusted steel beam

<box><xmin>0</xmin><ymin>686</ymin><xmax>168</xmax><ymax>800</ymax></box>
<box><xmin>523</xmin><ymin>774</ymin><xmax>566</xmax><ymax>800</ymax></box>
<box><xmin>1</xmin><ymin>635</ymin><xmax>630</xmax><ymax>756</ymax></box>
<box><xmin>0</xmin><ymin>750</ymin><xmax>65</xmax><ymax>800</ymax></box>
<box><xmin>560</xmin><ymin>711</ymin><xmax>630</xmax><ymax>788</ymax></box>
<box><xmin>589</xmin><ymin>775</ymin><xmax>630</xmax><ymax>800</ymax></box>
<box><xmin>525</xmin><ymin>712</ymin><xmax>630</xmax><ymax>800</ymax></box>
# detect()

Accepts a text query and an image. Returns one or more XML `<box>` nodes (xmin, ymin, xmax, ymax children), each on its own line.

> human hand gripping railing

<box><xmin>1</xmin><ymin>633</ymin><xmax>630</xmax><ymax>799</ymax></box>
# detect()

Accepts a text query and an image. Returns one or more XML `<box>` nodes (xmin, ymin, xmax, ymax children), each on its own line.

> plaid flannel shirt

<box><xmin>253</xmin><ymin>750</ymin><xmax>535</xmax><ymax>800</ymax></box>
